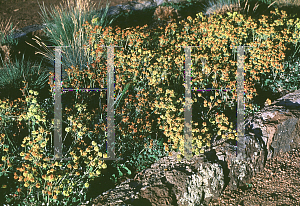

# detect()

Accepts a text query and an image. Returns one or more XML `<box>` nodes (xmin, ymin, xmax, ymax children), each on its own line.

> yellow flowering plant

<box><xmin>0</xmin><ymin>89</ymin><xmax>108</xmax><ymax>205</ymax></box>
<box><xmin>79</xmin><ymin>7</ymin><xmax>300</xmax><ymax>162</ymax></box>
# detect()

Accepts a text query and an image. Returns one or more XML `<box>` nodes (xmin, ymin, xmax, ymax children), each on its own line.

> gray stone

<box><xmin>2</xmin><ymin>23</ymin><xmax>57</xmax><ymax>42</ymax></box>
<box><xmin>81</xmin><ymin>151</ymin><xmax>226</xmax><ymax>206</ymax></box>
<box><xmin>90</xmin><ymin>0</ymin><xmax>188</xmax><ymax>18</ymax></box>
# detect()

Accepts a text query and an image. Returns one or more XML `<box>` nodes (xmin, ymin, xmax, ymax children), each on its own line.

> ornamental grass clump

<box><xmin>27</xmin><ymin>0</ymin><xmax>121</xmax><ymax>78</ymax></box>
<box><xmin>0</xmin><ymin>89</ymin><xmax>108</xmax><ymax>205</ymax></box>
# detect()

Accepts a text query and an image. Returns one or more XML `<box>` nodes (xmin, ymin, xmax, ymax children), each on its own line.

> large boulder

<box><xmin>81</xmin><ymin>150</ymin><xmax>226</xmax><ymax>206</ymax></box>
<box><xmin>79</xmin><ymin>88</ymin><xmax>300</xmax><ymax>206</ymax></box>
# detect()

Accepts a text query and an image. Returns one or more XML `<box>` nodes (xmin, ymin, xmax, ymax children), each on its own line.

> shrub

<box><xmin>0</xmin><ymin>89</ymin><xmax>108</xmax><ymax>205</ymax></box>
<box><xmin>80</xmin><ymin>7</ymin><xmax>300</xmax><ymax>161</ymax></box>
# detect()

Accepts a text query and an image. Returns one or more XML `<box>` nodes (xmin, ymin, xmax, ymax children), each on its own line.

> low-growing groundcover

<box><xmin>0</xmin><ymin>0</ymin><xmax>300</xmax><ymax>205</ymax></box>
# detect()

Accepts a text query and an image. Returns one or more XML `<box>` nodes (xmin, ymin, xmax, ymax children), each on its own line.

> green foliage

<box><xmin>109</xmin><ymin>164</ymin><xmax>132</xmax><ymax>184</ymax></box>
<box><xmin>103</xmin><ymin>134</ymin><xmax>169</xmax><ymax>185</ymax></box>
<box><xmin>133</xmin><ymin>137</ymin><xmax>169</xmax><ymax>173</ymax></box>
<box><xmin>257</xmin><ymin>58</ymin><xmax>300</xmax><ymax>96</ymax></box>
<box><xmin>126</xmin><ymin>135</ymin><xmax>169</xmax><ymax>173</ymax></box>
<box><xmin>0</xmin><ymin>168</ymin><xmax>23</xmax><ymax>205</ymax></box>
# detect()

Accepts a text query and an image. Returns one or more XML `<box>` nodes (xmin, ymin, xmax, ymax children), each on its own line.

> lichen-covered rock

<box><xmin>135</xmin><ymin>151</ymin><xmax>226</xmax><ymax>206</ymax></box>
<box><xmin>178</xmin><ymin>161</ymin><xmax>225</xmax><ymax>205</ymax></box>
<box><xmin>83</xmin><ymin>151</ymin><xmax>227</xmax><ymax>205</ymax></box>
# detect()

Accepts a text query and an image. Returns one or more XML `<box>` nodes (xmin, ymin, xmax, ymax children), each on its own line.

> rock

<box><xmin>204</xmin><ymin>2</ymin><xmax>244</xmax><ymax>17</ymax></box>
<box><xmin>1</xmin><ymin>23</ymin><xmax>57</xmax><ymax>43</ymax></box>
<box><xmin>152</xmin><ymin>5</ymin><xmax>181</xmax><ymax>22</ymax></box>
<box><xmin>90</xmin><ymin>0</ymin><xmax>187</xmax><ymax>19</ymax></box>
<box><xmin>81</xmin><ymin>150</ymin><xmax>226</xmax><ymax>206</ymax></box>
<box><xmin>79</xmin><ymin>89</ymin><xmax>300</xmax><ymax>206</ymax></box>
